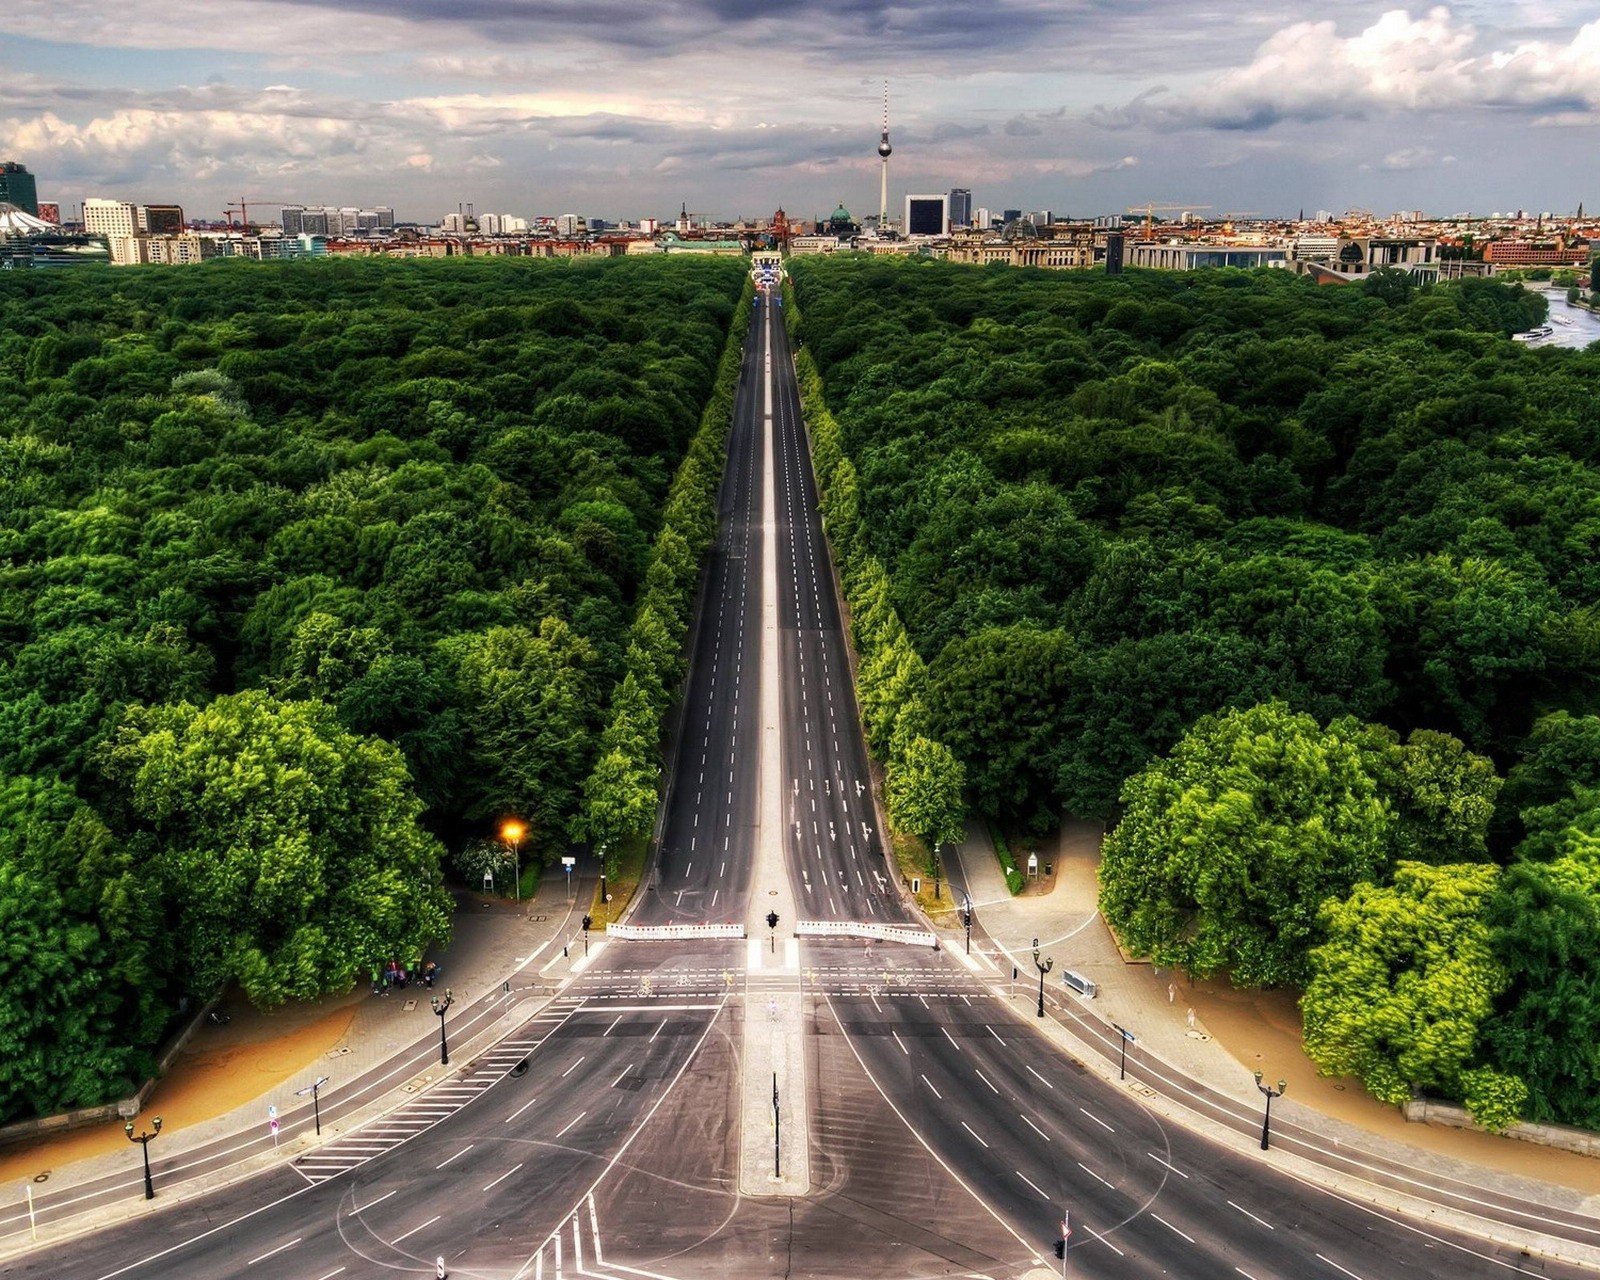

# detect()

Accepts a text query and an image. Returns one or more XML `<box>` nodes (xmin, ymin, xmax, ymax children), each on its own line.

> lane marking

<box><xmin>555</xmin><ymin>1110</ymin><xmax>587</xmax><ymax>1138</ymax></box>
<box><xmin>1085</xmin><ymin>1225</ymin><xmax>1125</xmax><ymax>1257</ymax></box>
<box><xmin>392</xmin><ymin>1215</ymin><xmax>442</xmax><ymax>1243</ymax></box>
<box><xmin>1016</xmin><ymin>1170</ymin><xmax>1049</xmax><ymax>1199</ymax></box>
<box><xmin>1079</xmin><ymin>1107</ymin><xmax>1113</xmax><ymax>1132</ymax></box>
<box><xmin>1025</xmin><ymin>1064</ymin><xmax>1054</xmax><ymax>1089</ymax></box>
<box><xmin>1229</xmin><ymin>1200</ymin><xmax>1274</xmax><ymax>1229</ymax></box>
<box><xmin>1317</xmin><ymin>1257</ymin><xmax>1366</xmax><ymax>1280</ymax></box>
<box><xmin>1150</xmin><ymin>1213</ymin><xmax>1194</xmax><ymax>1243</ymax></box>
<box><xmin>436</xmin><ymin>1144</ymin><xmax>475</xmax><ymax>1168</ymax></box>
<box><xmin>246</xmin><ymin>1238</ymin><xmax>302</xmax><ymax>1266</ymax></box>
<box><xmin>1020</xmin><ymin>1114</ymin><xmax>1051</xmax><ymax>1142</ymax></box>
<box><xmin>1147</xmin><ymin>1152</ymin><xmax>1188</xmax><ymax>1177</ymax></box>
<box><xmin>960</xmin><ymin>1120</ymin><xmax>989</xmax><ymax>1148</ymax></box>
<box><xmin>1077</xmin><ymin>1161</ymin><xmax>1114</xmax><ymax>1190</ymax></box>
<box><xmin>920</xmin><ymin>1074</ymin><xmax>943</xmax><ymax>1099</ymax></box>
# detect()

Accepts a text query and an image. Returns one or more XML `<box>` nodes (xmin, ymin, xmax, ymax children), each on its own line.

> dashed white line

<box><xmin>1229</xmin><ymin>1200</ymin><xmax>1274</xmax><ymax>1229</ymax></box>
<box><xmin>1316</xmin><ymin>1256</ymin><xmax>1365</xmax><ymax>1280</ymax></box>
<box><xmin>246</xmin><ymin>1238</ymin><xmax>301</xmax><ymax>1266</ymax></box>
<box><xmin>481</xmin><ymin>1166</ymin><xmax>523</xmax><ymax>1192</ymax></box>
<box><xmin>1150</xmin><ymin>1214</ymin><xmax>1194</xmax><ymax>1243</ymax></box>
<box><xmin>436</xmin><ymin>1144</ymin><xmax>475</xmax><ymax>1168</ymax></box>
<box><xmin>1078</xmin><ymin>1107</ymin><xmax>1113</xmax><ymax>1132</ymax></box>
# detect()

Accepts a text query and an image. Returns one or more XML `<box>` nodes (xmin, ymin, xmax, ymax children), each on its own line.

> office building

<box><xmin>282</xmin><ymin>204</ymin><xmax>393</xmax><ymax>236</ymax></box>
<box><xmin>84</xmin><ymin>198</ymin><xmax>139</xmax><ymax>241</ymax></box>
<box><xmin>948</xmin><ymin>188</ymin><xmax>971</xmax><ymax>230</ymax></box>
<box><xmin>1002</xmin><ymin>209</ymin><xmax>1022</xmax><ymax>225</ymax></box>
<box><xmin>139</xmin><ymin>204</ymin><xmax>184</xmax><ymax>235</ymax></box>
<box><xmin>905</xmin><ymin>193</ymin><xmax>949</xmax><ymax>237</ymax></box>
<box><xmin>0</xmin><ymin>163</ymin><xmax>38</xmax><ymax>217</ymax></box>
<box><xmin>1104</xmin><ymin>231</ymin><xmax>1124</xmax><ymax>275</ymax></box>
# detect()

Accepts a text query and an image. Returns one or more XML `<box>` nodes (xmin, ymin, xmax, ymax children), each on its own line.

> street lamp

<box><xmin>1032</xmin><ymin>938</ymin><xmax>1053</xmax><ymax>1019</ymax></box>
<box><xmin>500</xmin><ymin>820</ymin><xmax>525</xmax><ymax>904</ymax></box>
<box><xmin>124</xmin><ymin>1115</ymin><xmax>162</xmax><ymax>1200</ymax></box>
<box><xmin>1254</xmin><ymin>1071</ymin><xmax>1287</xmax><ymax>1150</ymax></box>
<box><xmin>431</xmin><ymin>988</ymin><xmax>455</xmax><ymax>1066</ymax></box>
<box><xmin>296</xmin><ymin>1075</ymin><xmax>330</xmax><ymax>1136</ymax></box>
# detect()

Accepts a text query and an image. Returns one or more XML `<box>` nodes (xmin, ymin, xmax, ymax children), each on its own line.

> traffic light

<box><xmin>1054</xmin><ymin>1240</ymin><xmax>1065</xmax><ymax>1260</ymax></box>
<box><xmin>962</xmin><ymin>908</ymin><xmax>973</xmax><ymax>929</ymax></box>
<box><xmin>581</xmin><ymin>915</ymin><xmax>592</xmax><ymax>932</ymax></box>
<box><xmin>766</xmin><ymin>911</ymin><xmax>779</xmax><ymax>930</ymax></box>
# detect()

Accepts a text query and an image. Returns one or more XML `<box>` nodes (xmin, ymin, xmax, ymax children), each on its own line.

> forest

<box><xmin>789</xmin><ymin>256</ymin><xmax>1600</xmax><ymax>1131</ymax></box>
<box><xmin>0</xmin><ymin>255</ymin><xmax>749</xmax><ymax>1122</ymax></box>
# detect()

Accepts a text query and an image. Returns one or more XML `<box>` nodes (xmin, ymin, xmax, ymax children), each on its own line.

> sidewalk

<box><xmin>943</xmin><ymin>817</ymin><xmax>1600</xmax><ymax>1205</ymax></box>
<box><xmin>0</xmin><ymin>870</ymin><xmax>588</xmax><ymax>1240</ymax></box>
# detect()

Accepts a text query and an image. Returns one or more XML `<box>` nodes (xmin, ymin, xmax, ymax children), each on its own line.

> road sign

<box><xmin>561</xmin><ymin>856</ymin><xmax>576</xmax><ymax>867</ymax></box>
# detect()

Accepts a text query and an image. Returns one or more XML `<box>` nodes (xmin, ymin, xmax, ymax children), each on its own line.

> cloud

<box><xmin>1095</xmin><ymin>7</ymin><xmax>1600</xmax><ymax>130</ymax></box>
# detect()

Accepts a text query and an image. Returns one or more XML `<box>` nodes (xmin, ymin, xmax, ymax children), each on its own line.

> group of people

<box><xmin>372</xmin><ymin>959</ymin><xmax>441</xmax><ymax>994</ymax></box>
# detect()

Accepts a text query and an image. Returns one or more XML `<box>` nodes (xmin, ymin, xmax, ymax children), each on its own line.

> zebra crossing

<box><xmin>556</xmin><ymin>962</ymin><xmax>1001</xmax><ymax>1003</ymax></box>
<box><xmin>289</xmin><ymin>1005</ymin><xmax>576</xmax><ymax>1186</ymax></box>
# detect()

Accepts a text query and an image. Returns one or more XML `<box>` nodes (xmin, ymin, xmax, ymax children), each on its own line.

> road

<box><xmin>11</xmin><ymin>282</ymin><xmax>1600</xmax><ymax>1279</ymax></box>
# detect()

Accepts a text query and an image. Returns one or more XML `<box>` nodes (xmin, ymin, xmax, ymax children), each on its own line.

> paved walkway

<box><xmin>0</xmin><ymin>871</ymin><xmax>590</xmax><ymax>1251</ymax></box>
<box><xmin>942</xmin><ymin>817</ymin><xmax>1600</xmax><ymax>1212</ymax></box>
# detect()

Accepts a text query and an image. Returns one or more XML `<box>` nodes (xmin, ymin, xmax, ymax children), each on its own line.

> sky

<box><xmin>5</xmin><ymin>1</ymin><xmax>1600</xmax><ymax>225</ymax></box>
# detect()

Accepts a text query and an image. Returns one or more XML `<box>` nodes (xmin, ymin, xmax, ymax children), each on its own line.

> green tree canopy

<box><xmin>1099</xmin><ymin>702</ymin><xmax>1388</xmax><ymax>986</ymax></box>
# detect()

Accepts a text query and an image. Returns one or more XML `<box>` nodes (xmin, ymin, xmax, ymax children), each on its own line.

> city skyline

<box><xmin>5</xmin><ymin>2</ymin><xmax>1600</xmax><ymax>223</ymax></box>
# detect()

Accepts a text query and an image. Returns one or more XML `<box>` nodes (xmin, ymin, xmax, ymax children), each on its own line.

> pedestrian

<box><xmin>423</xmin><ymin>961</ymin><xmax>439</xmax><ymax>988</ymax></box>
<box><xmin>1186</xmin><ymin>1007</ymin><xmax>1196</xmax><ymax>1031</ymax></box>
<box><xmin>1167</xmin><ymin>982</ymin><xmax>1176</xmax><ymax>1004</ymax></box>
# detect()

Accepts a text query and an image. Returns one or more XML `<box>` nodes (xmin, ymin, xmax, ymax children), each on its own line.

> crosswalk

<box><xmin>555</xmin><ymin>964</ymin><xmax>1002</xmax><ymax>1003</ymax></box>
<box><xmin>289</xmin><ymin>1006</ymin><xmax>575</xmax><ymax>1185</ymax></box>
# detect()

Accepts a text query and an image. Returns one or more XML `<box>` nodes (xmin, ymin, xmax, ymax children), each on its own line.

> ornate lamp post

<box><xmin>124</xmin><ymin>1115</ymin><xmax>162</xmax><ymax>1200</ymax></box>
<box><xmin>500</xmin><ymin>820</ymin><xmax>525</xmax><ymax>904</ymax></box>
<box><xmin>1032</xmin><ymin>938</ymin><xmax>1053</xmax><ymax>1019</ymax></box>
<box><xmin>1254</xmin><ymin>1071</ymin><xmax>1288</xmax><ymax>1150</ymax></box>
<box><xmin>432</xmin><ymin>988</ymin><xmax>455</xmax><ymax>1066</ymax></box>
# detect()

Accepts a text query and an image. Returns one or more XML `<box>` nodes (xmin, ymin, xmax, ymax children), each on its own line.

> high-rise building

<box><xmin>1002</xmin><ymin>209</ymin><xmax>1022</xmax><ymax>226</ymax></box>
<box><xmin>555</xmin><ymin>213</ymin><xmax>584</xmax><ymax>237</ymax></box>
<box><xmin>904</xmin><ymin>194</ymin><xmax>949</xmax><ymax>237</ymax></box>
<box><xmin>948</xmin><ymin>188</ymin><xmax>972</xmax><ymax>229</ymax></box>
<box><xmin>1104</xmin><ymin>231</ymin><xmax>1125</xmax><ymax>276</ymax></box>
<box><xmin>0</xmin><ymin>162</ymin><xmax>38</xmax><ymax>216</ymax></box>
<box><xmin>84</xmin><ymin>198</ymin><xmax>139</xmax><ymax>240</ymax></box>
<box><xmin>139</xmin><ymin>204</ymin><xmax>184</xmax><ymax>235</ymax></box>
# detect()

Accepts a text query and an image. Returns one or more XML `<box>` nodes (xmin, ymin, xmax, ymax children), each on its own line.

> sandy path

<box><xmin>0</xmin><ymin>993</ymin><xmax>360</xmax><ymax>1185</ymax></box>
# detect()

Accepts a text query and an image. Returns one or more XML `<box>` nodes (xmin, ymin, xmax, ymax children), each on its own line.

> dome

<box><xmin>878</xmin><ymin>137</ymin><xmax>893</xmax><ymax>158</ymax></box>
<box><xmin>1000</xmin><ymin>217</ymin><xmax>1040</xmax><ymax>243</ymax></box>
<box><xmin>829</xmin><ymin>203</ymin><xmax>853</xmax><ymax>226</ymax></box>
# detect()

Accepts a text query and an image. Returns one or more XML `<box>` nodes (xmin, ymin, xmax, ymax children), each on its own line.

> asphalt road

<box><xmin>767</xmin><ymin>301</ymin><xmax>906</xmax><ymax>925</ymax></box>
<box><xmin>13</xmin><ymin>276</ymin><xmax>1600</xmax><ymax>1280</ymax></box>
<box><xmin>632</xmin><ymin>292</ymin><xmax>765</xmax><ymax>928</ymax></box>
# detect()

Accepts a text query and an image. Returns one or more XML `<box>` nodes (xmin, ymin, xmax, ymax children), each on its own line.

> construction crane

<box><xmin>1127</xmin><ymin>202</ymin><xmax>1213</xmax><ymax>238</ymax></box>
<box><xmin>223</xmin><ymin>196</ymin><xmax>298</xmax><ymax>235</ymax></box>
<box><xmin>1215</xmin><ymin>210</ymin><xmax>1261</xmax><ymax>234</ymax></box>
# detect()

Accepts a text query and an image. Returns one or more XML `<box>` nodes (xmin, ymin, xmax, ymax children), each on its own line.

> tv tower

<box><xmin>877</xmin><ymin>81</ymin><xmax>893</xmax><ymax>229</ymax></box>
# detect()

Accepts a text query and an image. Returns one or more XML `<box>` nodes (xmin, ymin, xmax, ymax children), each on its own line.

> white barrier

<box><xmin>795</xmin><ymin>920</ymin><xmax>938</xmax><ymax>949</ymax></box>
<box><xmin>607</xmin><ymin>922</ymin><xmax>747</xmax><ymax>941</ymax></box>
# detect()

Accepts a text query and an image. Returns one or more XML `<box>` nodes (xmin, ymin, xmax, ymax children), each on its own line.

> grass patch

<box><xmin>594</xmin><ymin>833</ymin><xmax>649</xmax><ymax>929</ymax></box>
<box><xmin>988</xmin><ymin>822</ymin><xmax>1025</xmax><ymax>896</ymax></box>
<box><xmin>890</xmin><ymin>829</ymin><xmax>963</xmax><ymax>920</ymax></box>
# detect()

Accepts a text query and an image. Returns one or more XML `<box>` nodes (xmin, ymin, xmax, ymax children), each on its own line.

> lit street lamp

<box><xmin>1254</xmin><ymin>1071</ymin><xmax>1288</xmax><ymax>1150</ymax></box>
<box><xmin>432</xmin><ymin>988</ymin><xmax>455</xmax><ymax>1066</ymax></box>
<box><xmin>500</xmin><ymin>820</ymin><xmax>525</xmax><ymax>904</ymax></box>
<box><xmin>124</xmin><ymin>1115</ymin><xmax>162</xmax><ymax>1200</ymax></box>
<box><xmin>296</xmin><ymin>1075</ymin><xmax>330</xmax><ymax>1136</ymax></box>
<box><xmin>1032</xmin><ymin>937</ymin><xmax>1053</xmax><ymax>1019</ymax></box>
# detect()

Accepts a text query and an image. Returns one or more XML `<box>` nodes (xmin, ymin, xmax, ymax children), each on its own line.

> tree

<box><xmin>1302</xmin><ymin>861</ymin><xmax>1525</xmax><ymax>1129</ymax></box>
<box><xmin>885</xmin><ymin>736</ymin><xmax>967</xmax><ymax>868</ymax></box>
<box><xmin>1099</xmin><ymin>703</ymin><xmax>1389</xmax><ymax>986</ymax></box>
<box><xmin>101</xmin><ymin>690</ymin><xmax>452</xmax><ymax>1007</ymax></box>
<box><xmin>1480</xmin><ymin>852</ymin><xmax>1600</xmax><ymax>1127</ymax></box>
